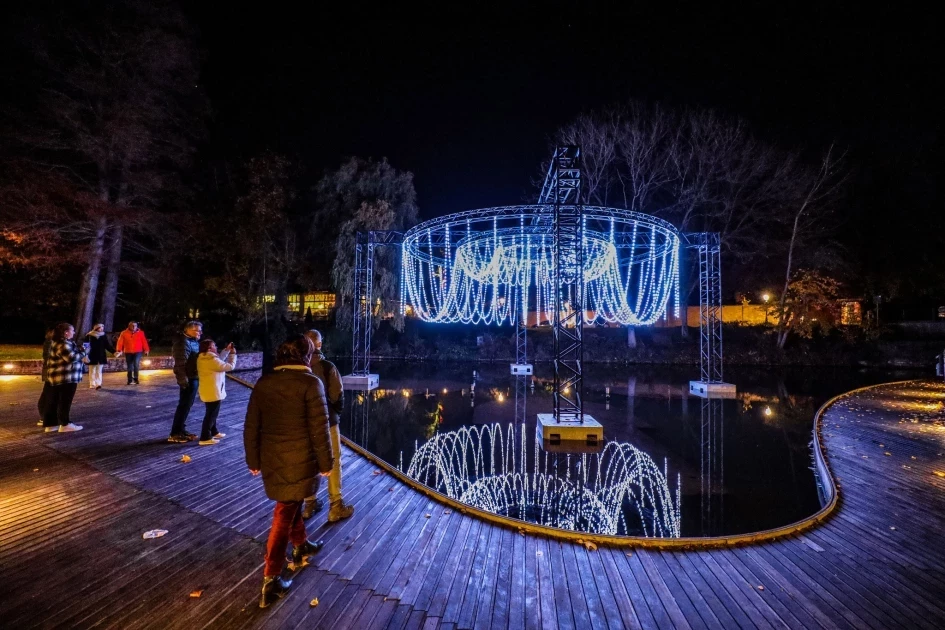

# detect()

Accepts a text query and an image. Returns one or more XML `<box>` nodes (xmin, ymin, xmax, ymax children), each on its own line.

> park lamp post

<box><xmin>762</xmin><ymin>293</ymin><xmax>771</xmax><ymax>325</ymax></box>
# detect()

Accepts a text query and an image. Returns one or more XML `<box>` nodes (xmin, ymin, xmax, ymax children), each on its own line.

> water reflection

<box><xmin>334</xmin><ymin>362</ymin><xmax>921</xmax><ymax>537</ymax></box>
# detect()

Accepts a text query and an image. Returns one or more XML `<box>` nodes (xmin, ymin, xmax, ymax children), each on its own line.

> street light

<box><xmin>762</xmin><ymin>293</ymin><xmax>771</xmax><ymax>325</ymax></box>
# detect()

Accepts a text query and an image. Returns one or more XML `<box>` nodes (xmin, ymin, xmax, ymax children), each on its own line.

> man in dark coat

<box><xmin>302</xmin><ymin>329</ymin><xmax>354</xmax><ymax>522</ymax></box>
<box><xmin>244</xmin><ymin>334</ymin><xmax>331</xmax><ymax>608</ymax></box>
<box><xmin>168</xmin><ymin>321</ymin><xmax>202</xmax><ymax>443</ymax></box>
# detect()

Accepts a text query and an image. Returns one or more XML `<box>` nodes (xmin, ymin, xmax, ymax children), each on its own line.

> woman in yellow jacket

<box><xmin>196</xmin><ymin>339</ymin><xmax>237</xmax><ymax>445</ymax></box>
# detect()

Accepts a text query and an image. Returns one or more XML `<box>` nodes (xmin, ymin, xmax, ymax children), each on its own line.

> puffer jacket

<box><xmin>309</xmin><ymin>350</ymin><xmax>343</xmax><ymax>426</ymax></box>
<box><xmin>244</xmin><ymin>366</ymin><xmax>333</xmax><ymax>502</ymax></box>
<box><xmin>116</xmin><ymin>329</ymin><xmax>150</xmax><ymax>354</ymax></box>
<box><xmin>172</xmin><ymin>332</ymin><xmax>201</xmax><ymax>386</ymax></box>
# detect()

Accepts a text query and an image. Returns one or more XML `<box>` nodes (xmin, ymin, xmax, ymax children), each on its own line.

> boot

<box><xmin>259</xmin><ymin>575</ymin><xmax>292</xmax><ymax>609</ymax></box>
<box><xmin>327</xmin><ymin>500</ymin><xmax>355</xmax><ymax>523</ymax></box>
<box><xmin>301</xmin><ymin>497</ymin><xmax>323</xmax><ymax>520</ymax></box>
<box><xmin>290</xmin><ymin>539</ymin><xmax>324</xmax><ymax>567</ymax></box>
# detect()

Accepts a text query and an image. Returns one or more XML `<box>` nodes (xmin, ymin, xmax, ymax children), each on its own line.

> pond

<box><xmin>239</xmin><ymin>362</ymin><xmax>923</xmax><ymax>538</ymax></box>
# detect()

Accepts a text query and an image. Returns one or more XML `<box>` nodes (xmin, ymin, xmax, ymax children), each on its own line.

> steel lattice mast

<box><xmin>549</xmin><ymin>146</ymin><xmax>585</xmax><ymax>423</ymax></box>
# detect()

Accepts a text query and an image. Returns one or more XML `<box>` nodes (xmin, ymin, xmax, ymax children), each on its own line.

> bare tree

<box><xmin>556</xmin><ymin>109</ymin><xmax>622</xmax><ymax>205</ymax></box>
<box><xmin>551</xmin><ymin>101</ymin><xmax>841</xmax><ymax>340</ymax></box>
<box><xmin>775</xmin><ymin>145</ymin><xmax>846</xmax><ymax>348</ymax></box>
<box><xmin>4</xmin><ymin>1</ymin><xmax>206</xmax><ymax>333</ymax></box>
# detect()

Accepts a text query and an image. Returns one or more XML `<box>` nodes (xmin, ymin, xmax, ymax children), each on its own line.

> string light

<box><xmin>402</xmin><ymin>205</ymin><xmax>680</xmax><ymax>326</ymax></box>
<box><xmin>405</xmin><ymin>423</ymin><xmax>680</xmax><ymax>537</ymax></box>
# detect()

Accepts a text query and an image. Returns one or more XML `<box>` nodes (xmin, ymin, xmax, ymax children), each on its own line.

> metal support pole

<box><xmin>344</xmin><ymin>230</ymin><xmax>403</xmax><ymax>390</ymax></box>
<box><xmin>551</xmin><ymin>146</ymin><xmax>584</xmax><ymax>423</ymax></box>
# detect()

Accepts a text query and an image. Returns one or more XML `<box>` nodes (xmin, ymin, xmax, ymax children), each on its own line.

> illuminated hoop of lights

<box><xmin>402</xmin><ymin>206</ymin><xmax>680</xmax><ymax>326</ymax></box>
<box><xmin>405</xmin><ymin>423</ymin><xmax>681</xmax><ymax>537</ymax></box>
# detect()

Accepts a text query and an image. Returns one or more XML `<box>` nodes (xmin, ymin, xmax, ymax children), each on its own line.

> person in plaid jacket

<box><xmin>43</xmin><ymin>322</ymin><xmax>88</xmax><ymax>433</ymax></box>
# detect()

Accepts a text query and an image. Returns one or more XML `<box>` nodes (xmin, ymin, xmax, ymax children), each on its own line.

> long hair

<box><xmin>52</xmin><ymin>322</ymin><xmax>73</xmax><ymax>343</ymax></box>
<box><xmin>274</xmin><ymin>334</ymin><xmax>314</xmax><ymax>367</ymax></box>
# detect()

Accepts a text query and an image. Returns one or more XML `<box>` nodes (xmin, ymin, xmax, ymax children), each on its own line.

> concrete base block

<box><xmin>536</xmin><ymin>413</ymin><xmax>603</xmax><ymax>446</ymax></box>
<box><xmin>342</xmin><ymin>373</ymin><xmax>379</xmax><ymax>391</ymax></box>
<box><xmin>689</xmin><ymin>380</ymin><xmax>737</xmax><ymax>399</ymax></box>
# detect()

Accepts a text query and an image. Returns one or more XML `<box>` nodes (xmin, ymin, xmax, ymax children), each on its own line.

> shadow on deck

<box><xmin>1</xmin><ymin>371</ymin><xmax>944</xmax><ymax>629</ymax></box>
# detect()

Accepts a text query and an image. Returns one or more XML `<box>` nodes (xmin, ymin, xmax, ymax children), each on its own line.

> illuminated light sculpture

<box><xmin>405</xmin><ymin>423</ymin><xmax>681</xmax><ymax>537</ymax></box>
<box><xmin>401</xmin><ymin>206</ymin><xmax>681</xmax><ymax>327</ymax></box>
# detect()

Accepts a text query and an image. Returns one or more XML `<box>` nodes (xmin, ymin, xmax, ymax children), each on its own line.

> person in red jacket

<box><xmin>115</xmin><ymin>321</ymin><xmax>150</xmax><ymax>385</ymax></box>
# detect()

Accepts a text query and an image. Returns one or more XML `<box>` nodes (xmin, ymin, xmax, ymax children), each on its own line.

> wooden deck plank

<box><xmin>2</xmin><ymin>374</ymin><xmax>945</xmax><ymax>629</ymax></box>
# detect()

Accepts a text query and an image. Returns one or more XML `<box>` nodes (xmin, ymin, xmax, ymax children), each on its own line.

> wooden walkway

<box><xmin>1</xmin><ymin>371</ymin><xmax>944</xmax><ymax>629</ymax></box>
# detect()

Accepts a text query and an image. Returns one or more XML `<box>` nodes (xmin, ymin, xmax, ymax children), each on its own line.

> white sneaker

<box><xmin>213</xmin><ymin>432</ymin><xmax>226</xmax><ymax>439</ymax></box>
<box><xmin>59</xmin><ymin>423</ymin><xmax>83</xmax><ymax>432</ymax></box>
<box><xmin>198</xmin><ymin>438</ymin><xmax>220</xmax><ymax>446</ymax></box>
<box><xmin>44</xmin><ymin>426</ymin><xmax>58</xmax><ymax>433</ymax></box>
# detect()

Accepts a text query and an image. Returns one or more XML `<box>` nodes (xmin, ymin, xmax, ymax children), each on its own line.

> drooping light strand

<box><xmin>402</xmin><ymin>205</ymin><xmax>681</xmax><ymax>327</ymax></box>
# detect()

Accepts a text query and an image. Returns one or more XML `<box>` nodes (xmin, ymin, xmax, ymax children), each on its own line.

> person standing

<box><xmin>43</xmin><ymin>322</ymin><xmax>87</xmax><ymax>433</ymax></box>
<box><xmin>196</xmin><ymin>339</ymin><xmax>236</xmax><ymax>445</ymax></box>
<box><xmin>168</xmin><ymin>321</ymin><xmax>203</xmax><ymax>443</ymax></box>
<box><xmin>302</xmin><ymin>329</ymin><xmax>353</xmax><ymax>522</ymax></box>
<box><xmin>115</xmin><ymin>321</ymin><xmax>150</xmax><ymax>385</ymax></box>
<box><xmin>84</xmin><ymin>324</ymin><xmax>115</xmax><ymax>390</ymax></box>
<box><xmin>37</xmin><ymin>328</ymin><xmax>54</xmax><ymax>426</ymax></box>
<box><xmin>244</xmin><ymin>335</ymin><xmax>330</xmax><ymax>609</ymax></box>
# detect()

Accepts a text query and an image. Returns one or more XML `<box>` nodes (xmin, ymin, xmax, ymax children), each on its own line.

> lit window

<box><xmin>302</xmin><ymin>292</ymin><xmax>336</xmax><ymax>319</ymax></box>
<box><xmin>288</xmin><ymin>294</ymin><xmax>301</xmax><ymax>314</ymax></box>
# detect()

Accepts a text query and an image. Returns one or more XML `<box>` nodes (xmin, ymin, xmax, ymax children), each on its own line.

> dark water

<box><xmin>241</xmin><ymin>363</ymin><xmax>924</xmax><ymax>538</ymax></box>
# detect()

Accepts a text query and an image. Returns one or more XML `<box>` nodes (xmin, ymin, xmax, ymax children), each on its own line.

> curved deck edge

<box><xmin>226</xmin><ymin>374</ymin><xmax>917</xmax><ymax>549</ymax></box>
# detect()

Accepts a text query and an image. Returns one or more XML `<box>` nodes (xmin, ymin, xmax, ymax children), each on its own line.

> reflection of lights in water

<box><xmin>763</xmin><ymin>406</ymin><xmax>773</xmax><ymax>417</ymax></box>
<box><xmin>405</xmin><ymin>423</ymin><xmax>680</xmax><ymax>537</ymax></box>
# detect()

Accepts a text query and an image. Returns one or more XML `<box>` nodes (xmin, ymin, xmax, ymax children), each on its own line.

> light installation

<box><xmin>405</xmin><ymin>423</ymin><xmax>681</xmax><ymax>537</ymax></box>
<box><xmin>401</xmin><ymin>205</ymin><xmax>681</xmax><ymax>327</ymax></box>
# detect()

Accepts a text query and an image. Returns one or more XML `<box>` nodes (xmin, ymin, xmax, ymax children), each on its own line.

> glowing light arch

<box><xmin>401</xmin><ymin>205</ymin><xmax>681</xmax><ymax>326</ymax></box>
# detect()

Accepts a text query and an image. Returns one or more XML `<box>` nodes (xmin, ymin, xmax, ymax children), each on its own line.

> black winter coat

<box><xmin>244</xmin><ymin>367</ymin><xmax>333</xmax><ymax>502</ymax></box>
<box><xmin>85</xmin><ymin>333</ymin><xmax>115</xmax><ymax>365</ymax></box>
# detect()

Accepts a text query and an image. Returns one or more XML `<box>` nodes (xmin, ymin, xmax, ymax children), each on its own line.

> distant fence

<box><xmin>0</xmin><ymin>352</ymin><xmax>264</xmax><ymax>376</ymax></box>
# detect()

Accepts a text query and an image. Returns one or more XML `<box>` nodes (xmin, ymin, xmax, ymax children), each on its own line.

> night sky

<box><xmin>185</xmin><ymin>6</ymin><xmax>939</xmax><ymax>223</ymax></box>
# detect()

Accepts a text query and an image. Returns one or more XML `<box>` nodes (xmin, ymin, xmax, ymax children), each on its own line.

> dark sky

<box><xmin>186</xmin><ymin>5</ymin><xmax>939</xmax><ymax>221</ymax></box>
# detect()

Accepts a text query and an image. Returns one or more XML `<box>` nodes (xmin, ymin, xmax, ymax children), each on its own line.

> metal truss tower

<box><xmin>550</xmin><ymin>146</ymin><xmax>584</xmax><ymax>423</ymax></box>
<box><xmin>343</xmin><ymin>230</ymin><xmax>403</xmax><ymax>391</ymax></box>
<box><xmin>350</xmin><ymin>233</ymin><xmax>375</xmax><ymax>377</ymax></box>
<box><xmin>684</xmin><ymin>232</ymin><xmax>734</xmax><ymax>398</ymax></box>
<box><xmin>700</xmin><ymin>397</ymin><xmax>725</xmax><ymax>535</ymax></box>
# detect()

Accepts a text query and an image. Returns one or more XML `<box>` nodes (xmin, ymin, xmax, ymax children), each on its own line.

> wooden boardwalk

<box><xmin>1</xmin><ymin>371</ymin><xmax>944</xmax><ymax>629</ymax></box>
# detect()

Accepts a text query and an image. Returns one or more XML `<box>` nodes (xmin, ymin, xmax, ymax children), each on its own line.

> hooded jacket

<box><xmin>244</xmin><ymin>366</ymin><xmax>333</xmax><ymax>502</ymax></box>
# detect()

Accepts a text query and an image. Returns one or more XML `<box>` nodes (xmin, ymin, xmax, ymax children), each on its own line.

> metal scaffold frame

<box><xmin>350</xmin><ymin>233</ymin><xmax>375</xmax><ymax>377</ymax></box>
<box><xmin>345</xmin><ymin>230</ymin><xmax>403</xmax><ymax>389</ymax></box>
<box><xmin>549</xmin><ymin>146</ymin><xmax>584</xmax><ymax>423</ymax></box>
<box><xmin>700</xmin><ymin>397</ymin><xmax>725</xmax><ymax>535</ymax></box>
<box><xmin>684</xmin><ymin>232</ymin><xmax>733</xmax><ymax>398</ymax></box>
